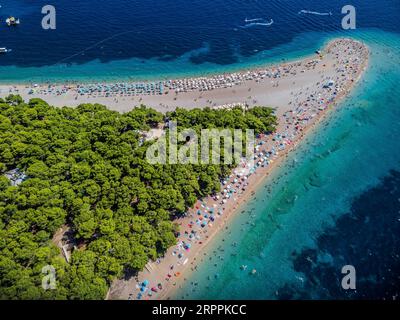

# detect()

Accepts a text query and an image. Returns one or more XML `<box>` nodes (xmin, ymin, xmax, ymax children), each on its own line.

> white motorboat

<box><xmin>6</xmin><ymin>17</ymin><xmax>20</xmax><ymax>26</ymax></box>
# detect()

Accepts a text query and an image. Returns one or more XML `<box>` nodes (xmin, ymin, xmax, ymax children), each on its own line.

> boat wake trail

<box><xmin>240</xmin><ymin>18</ymin><xmax>274</xmax><ymax>29</ymax></box>
<box><xmin>245</xmin><ymin>18</ymin><xmax>265</xmax><ymax>23</ymax></box>
<box><xmin>298</xmin><ymin>10</ymin><xmax>332</xmax><ymax>16</ymax></box>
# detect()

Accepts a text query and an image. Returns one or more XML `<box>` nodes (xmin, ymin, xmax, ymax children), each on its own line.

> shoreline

<box><xmin>0</xmin><ymin>52</ymin><xmax>309</xmax><ymax>87</ymax></box>
<box><xmin>0</xmin><ymin>37</ymin><xmax>331</xmax><ymax>87</ymax></box>
<box><xmin>167</xmin><ymin>69</ymin><xmax>367</xmax><ymax>300</ymax></box>
<box><xmin>107</xmin><ymin>38</ymin><xmax>370</xmax><ymax>300</ymax></box>
<box><xmin>1</xmin><ymin>38</ymin><xmax>346</xmax><ymax>114</ymax></box>
<box><xmin>165</xmin><ymin>68</ymin><xmax>367</xmax><ymax>301</ymax></box>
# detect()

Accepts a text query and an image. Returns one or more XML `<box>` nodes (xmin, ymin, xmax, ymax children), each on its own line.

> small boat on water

<box><xmin>0</xmin><ymin>47</ymin><xmax>10</xmax><ymax>53</ymax></box>
<box><xmin>6</xmin><ymin>17</ymin><xmax>20</xmax><ymax>26</ymax></box>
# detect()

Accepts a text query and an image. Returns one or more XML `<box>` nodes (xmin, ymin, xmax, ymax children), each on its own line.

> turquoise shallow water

<box><xmin>173</xmin><ymin>29</ymin><xmax>400</xmax><ymax>299</ymax></box>
<box><xmin>0</xmin><ymin>31</ymin><xmax>333</xmax><ymax>83</ymax></box>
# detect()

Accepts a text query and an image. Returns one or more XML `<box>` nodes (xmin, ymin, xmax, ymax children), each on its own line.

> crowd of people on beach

<box><xmin>4</xmin><ymin>61</ymin><xmax>297</xmax><ymax>98</ymax></box>
<box><xmin>4</xmin><ymin>60</ymin><xmax>306</xmax><ymax>99</ymax></box>
<box><xmin>126</xmin><ymin>39</ymin><xmax>368</xmax><ymax>301</ymax></box>
<box><xmin>2</xmin><ymin>42</ymin><xmax>349</xmax><ymax>101</ymax></box>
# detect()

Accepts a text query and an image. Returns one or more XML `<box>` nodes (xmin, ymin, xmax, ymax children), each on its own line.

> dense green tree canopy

<box><xmin>0</xmin><ymin>95</ymin><xmax>276</xmax><ymax>299</ymax></box>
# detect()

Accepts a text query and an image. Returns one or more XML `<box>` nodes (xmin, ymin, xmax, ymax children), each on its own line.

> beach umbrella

<box><xmin>142</xmin><ymin>280</ymin><xmax>149</xmax><ymax>287</ymax></box>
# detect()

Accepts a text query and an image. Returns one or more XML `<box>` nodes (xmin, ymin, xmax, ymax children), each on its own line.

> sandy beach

<box><xmin>102</xmin><ymin>38</ymin><xmax>369</xmax><ymax>300</ymax></box>
<box><xmin>0</xmin><ymin>38</ymin><xmax>364</xmax><ymax>116</ymax></box>
<box><xmin>0</xmin><ymin>38</ymin><xmax>369</xmax><ymax>301</ymax></box>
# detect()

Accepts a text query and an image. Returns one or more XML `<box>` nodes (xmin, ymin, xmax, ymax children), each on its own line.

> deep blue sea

<box><xmin>1</xmin><ymin>0</ymin><xmax>399</xmax><ymax>300</ymax></box>
<box><xmin>0</xmin><ymin>0</ymin><xmax>399</xmax><ymax>82</ymax></box>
